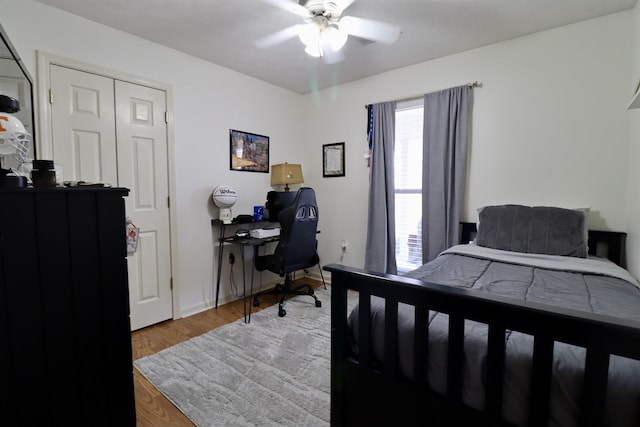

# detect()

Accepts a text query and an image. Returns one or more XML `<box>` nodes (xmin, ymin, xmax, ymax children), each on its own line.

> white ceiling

<box><xmin>35</xmin><ymin>0</ymin><xmax>637</xmax><ymax>94</ymax></box>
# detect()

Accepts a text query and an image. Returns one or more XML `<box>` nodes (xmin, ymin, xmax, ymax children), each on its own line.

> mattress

<box><xmin>348</xmin><ymin>245</ymin><xmax>640</xmax><ymax>427</ymax></box>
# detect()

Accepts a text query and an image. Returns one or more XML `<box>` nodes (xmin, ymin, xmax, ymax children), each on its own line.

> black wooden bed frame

<box><xmin>325</xmin><ymin>226</ymin><xmax>640</xmax><ymax>426</ymax></box>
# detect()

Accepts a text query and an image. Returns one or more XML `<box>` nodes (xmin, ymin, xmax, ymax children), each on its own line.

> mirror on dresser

<box><xmin>0</xmin><ymin>22</ymin><xmax>36</xmax><ymax>167</ymax></box>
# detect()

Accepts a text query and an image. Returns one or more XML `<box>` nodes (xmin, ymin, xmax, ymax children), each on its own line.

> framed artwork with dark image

<box><xmin>323</xmin><ymin>142</ymin><xmax>345</xmax><ymax>177</ymax></box>
<box><xmin>230</xmin><ymin>129</ymin><xmax>269</xmax><ymax>172</ymax></box>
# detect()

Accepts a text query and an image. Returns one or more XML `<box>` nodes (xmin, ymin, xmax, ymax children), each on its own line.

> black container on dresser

<box><xmin>0</xmin><ymin>187</ymin><xmax>135</xmax><ymax>427</ymax></box>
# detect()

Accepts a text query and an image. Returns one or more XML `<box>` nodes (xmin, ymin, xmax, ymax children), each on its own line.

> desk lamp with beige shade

<box><xmin>270</xmin><ymin>162</ymin><xmax>304</xmax><ymax>192</ymax></box>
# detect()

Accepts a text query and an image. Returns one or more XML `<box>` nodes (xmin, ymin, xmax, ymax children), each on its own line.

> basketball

<box><xmin>212</xmin><ymin>185</ymin><xmax>237</xmax><ymax>208</ymax></box>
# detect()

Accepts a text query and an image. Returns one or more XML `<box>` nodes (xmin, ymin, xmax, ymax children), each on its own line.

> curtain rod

<box><xmin>364</xmin><ymin>81</ymin><xmax>481</xmax><ymax>109</ymax></box>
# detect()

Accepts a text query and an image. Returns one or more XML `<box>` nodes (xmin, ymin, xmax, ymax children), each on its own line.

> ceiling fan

<box><xmin>257</xmin><ymin>0</ymin><xmax>401</xmax><ymax>63</ymax></box>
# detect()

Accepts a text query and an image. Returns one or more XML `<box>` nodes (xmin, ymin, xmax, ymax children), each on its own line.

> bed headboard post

<box><xmin>460</xmin><ymin>222</ymin><xmax>477</xmax><ymax>244</ymax></box>
<box><xmin>587</xmin><ymin>230</ymin><xmax>627</xmax><ymax>268</ymax></box>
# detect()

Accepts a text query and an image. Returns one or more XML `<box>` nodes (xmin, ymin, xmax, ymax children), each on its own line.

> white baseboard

<box><xmin>303</xmin><ymin>267</ymin><xmax>331</xmax><ymax>285</ymax></box>
<box><xmin>178</xmin><ymin>268</ymin><xmax>330</xmax><ymax>320</ymax></box>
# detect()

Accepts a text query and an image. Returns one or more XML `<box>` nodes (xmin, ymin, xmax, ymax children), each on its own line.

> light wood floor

<box><xmin>131</xmin><ymin>279</ymin><xmax>324</xmax><ymax>427</ymax></box>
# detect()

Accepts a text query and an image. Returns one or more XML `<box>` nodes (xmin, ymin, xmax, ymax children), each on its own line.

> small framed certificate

<box><xmin>323</xmin><ymin>142</ymin><xmax>345</xmax><ymax>177</ymax></box>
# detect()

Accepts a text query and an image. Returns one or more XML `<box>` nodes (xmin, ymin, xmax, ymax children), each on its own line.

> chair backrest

<box><xmin>274</xmin><ymin>187</ymin><xmax>319</xmax><ymax>273</ymax></box>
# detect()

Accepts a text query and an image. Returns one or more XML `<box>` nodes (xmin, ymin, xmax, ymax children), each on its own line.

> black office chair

<box><xmin>252</xmin><ymin>187</ymin><xmax>326</xmax><ymax>317</ymax></box>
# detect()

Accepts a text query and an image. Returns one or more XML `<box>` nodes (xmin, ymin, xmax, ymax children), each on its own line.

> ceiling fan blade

<box><xmin>260</xmin><ymin>0</ymin><xmax>311</xmax><ymax>18</ymax></box>
<box><xmin>256</xmin><ymin>25</ymin><xmax>303</xmax><ymax>49</ymax></box>
<box><xmin>332</xmin><ymin>0</ymin><xmax>356</xmax><ymax>14</ymax></box>
<box><xmin>339</xmin><ymin>16</ymin><xmax>401</xmax><ymax>45</ymax></box>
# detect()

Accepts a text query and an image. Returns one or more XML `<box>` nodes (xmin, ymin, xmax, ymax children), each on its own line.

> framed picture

<box><xmin>323</xmin><ymin>142</ymin><xmax>345</xmax><ymax>177</ymax></box>
<box><xmin>230</xmin><ymin>129</ymin><xmax>269</xmax><ymax>172</ymax></box>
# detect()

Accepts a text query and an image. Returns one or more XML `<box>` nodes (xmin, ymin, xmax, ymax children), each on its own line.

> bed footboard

<box><xmin>325</xmin><ymin>263</ymin><xmax>640</xmax><ymax>427</ymax></box>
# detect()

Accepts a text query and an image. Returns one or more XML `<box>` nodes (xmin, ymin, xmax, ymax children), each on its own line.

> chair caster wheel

<box><xmin>253</xmin><ymin>298</ymin><xmax>260</xmax><ymax>307</ymax></box>
<box><xmin>315</xmin><ymin>300</ymin><xmax>322</xmax><ymax>308</ymax></box>
<box><xmin>278</xmin><ymin>306</ymin><xmax>286</xmax><ymax>317</ymax></box>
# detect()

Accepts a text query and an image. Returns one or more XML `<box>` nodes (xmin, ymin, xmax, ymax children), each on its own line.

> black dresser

<box><xmin>0</xmin><ymin>187</ymin><xmax>135</xmax><ymax>426</ymax></box>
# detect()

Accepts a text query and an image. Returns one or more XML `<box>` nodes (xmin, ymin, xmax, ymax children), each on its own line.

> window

<box><xmin>394</xmin><ymin>99</ymin><xmax>424</xmax><ymax>272</ymax></box>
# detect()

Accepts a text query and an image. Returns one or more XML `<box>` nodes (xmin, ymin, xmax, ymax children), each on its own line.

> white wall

<box><xmin>625</xmin><ymin>4</ymin><xmax>640</xmax><ymax>279</ymax></box>
<box><xmin>0</xmin><ymin>0</ymin><xmax>306</xmax><ymax>317</ymax></box>
<box><xmin>1</xmin><ymin>1</ymin><xmax>637</xmax><ymax>319</ymax></box>
<box><xmin>305</xmin><ymin>12</ymin><xmax>634</xmax><ymax>272</ymax></box>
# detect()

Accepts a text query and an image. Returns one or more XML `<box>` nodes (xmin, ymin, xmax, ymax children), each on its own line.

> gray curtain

<box><xmin>422</xmin><ymin>85</ymin><xmax>470</xmax><ymax>262</ymax></box>
<box><xmin>365</xmin><ymin>101</ymin><xmax>397</xmax><ymax>274</ymax></box>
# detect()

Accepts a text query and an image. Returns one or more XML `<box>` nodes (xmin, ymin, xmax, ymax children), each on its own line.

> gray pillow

<box><xmin>476</xmin><ymin>204</ymin><xmax>588</xmax><ymax>258</ymax></box>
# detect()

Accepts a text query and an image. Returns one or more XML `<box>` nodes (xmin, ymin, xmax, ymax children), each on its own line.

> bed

<box><xmin>324</xmin><ymin>205</ymin><xmax>640</xmax><ymax>427</ymax></box>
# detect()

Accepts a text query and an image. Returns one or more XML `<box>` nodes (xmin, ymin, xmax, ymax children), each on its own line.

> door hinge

<box><xmin>167</xmin><ymin>196</ymin><xmax>170</xmax><ymax>208</ymax></box>
<box><xmin>165</xmin><ymin>111</ymin><xmax>169</xmax><ymax>124</ymax></box>
<box><xmin>49</xmin><ymin>89</ymin><xmax>53</xmax><ymax>104</ymax></box>
<box><xmin>170</xmin><ymin>277</ymin><xmax>173</xmax><ymax>290</ymax></box>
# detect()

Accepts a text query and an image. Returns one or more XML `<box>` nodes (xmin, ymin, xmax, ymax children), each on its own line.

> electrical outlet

<box><xmin>341</xmin><ymin>240</ymin><xmax>348</xmax><ymax>252</ymax></box>
<box><xmin>228</xmin><ymin>253</ymin><xmax>235</xmax><ymax>264</ymax></box>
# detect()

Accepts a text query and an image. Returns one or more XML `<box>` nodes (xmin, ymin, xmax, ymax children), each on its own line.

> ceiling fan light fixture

<box><xmin>304</xmin><ymin>44</ymin><xmax>322</xmax><ymax>57</ymax></box>
<box><xmin>326</xmin><ymin>26</ymin><xmax>348</xmax><ymax>52</ymax></box>
<box><xmin>298</xmin><ymin>23</ymin><xmax>320</xmax><ymax>47</ymax></box>
<box><xmin>299</xmin><ymin>23</ymin><xmax>325</xmax><ymax>57</ymax></box>
<box><xmin>298</xmin><ymin>22</ymin><xmax>346</xmax><ymax>57</ymax></box>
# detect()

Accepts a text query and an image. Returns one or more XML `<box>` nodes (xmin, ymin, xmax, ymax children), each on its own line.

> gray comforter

<box><xmin>348</xmin><ymin>245</ymin><xmax>640</xmax><ymax>427</ymax></box>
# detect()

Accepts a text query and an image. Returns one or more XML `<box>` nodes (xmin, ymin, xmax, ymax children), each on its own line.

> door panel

<box><xmin>50</xmin><ymin>66</ymin><xmax>117</xmax><ymax>184</ymax></box>
<box><xmin>115</xmin><ymin>80</ymin><xmax>172</xmax><ymax>331</ymax></box>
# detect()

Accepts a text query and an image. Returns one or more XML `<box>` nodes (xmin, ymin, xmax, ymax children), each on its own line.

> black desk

<box><xmin>211</xmin><ymin>219</ymin><xmax>279</xmax><ymax>322</ymax></box>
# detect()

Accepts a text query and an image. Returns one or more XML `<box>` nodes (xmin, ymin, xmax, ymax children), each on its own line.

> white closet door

<box><xmin>49</xmin><ymin>65</ymin><xmax>173</xmax><ymax>331</ymax></box>
<box><xmin>115</xmin><ymin>80</ymin><xmax>172</xmax><ymax>331</ymax></box>
<box><xmin>50</xmin><ymin>65</ymin><xmax>117</xmax><ymax>184</ymax></box>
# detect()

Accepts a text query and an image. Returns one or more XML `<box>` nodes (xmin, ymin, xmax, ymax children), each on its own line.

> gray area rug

<box><xmin>135</xmin><ymin>287</ymin><xmax>355</xmax><ymax>427</ymax></box>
